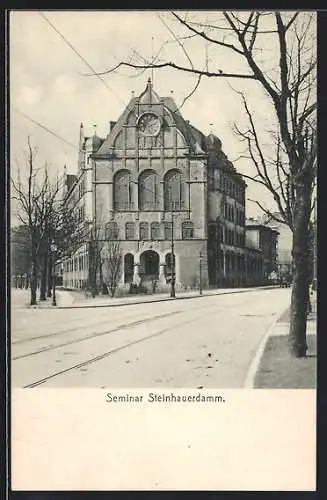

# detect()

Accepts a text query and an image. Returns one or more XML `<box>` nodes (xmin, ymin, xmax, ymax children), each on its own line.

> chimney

<box><xmin>110</xmin><ymin>121</ymin><xmax>116</xmax><ymax>132</ymax></box>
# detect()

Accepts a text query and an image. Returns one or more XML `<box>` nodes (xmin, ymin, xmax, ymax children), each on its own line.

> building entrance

<box><xmin>140</xmin><ymin>250</ymin><xmax>159</xmax><ymax>281</ymax></box>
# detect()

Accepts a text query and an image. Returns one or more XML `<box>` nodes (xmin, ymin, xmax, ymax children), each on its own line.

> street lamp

<box><xmin>199</xmin><ymin>251</ymin><xmax>203</xmax><ymax>295</ymax></box>
<box><xmin>50</xmin><ymin>240</ymin><xmax>58</xmax><ymax>306</ymax></box>
<box><xmin>170</xmin><ymin>209</ymin><xmax>176</xmax><ymax>299</ymax></box>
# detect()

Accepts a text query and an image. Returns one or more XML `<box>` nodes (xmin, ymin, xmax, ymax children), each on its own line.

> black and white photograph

<box><xmin>9</xmin><ymin>9</ymin><xmax>317</xmax><ymax>491</ymax></box>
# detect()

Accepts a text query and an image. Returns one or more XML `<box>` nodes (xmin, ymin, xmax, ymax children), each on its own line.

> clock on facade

<box><xmin>137</xmin><ymin>112</ymin><xmax>161</xmax><ymax>136</ymax></box>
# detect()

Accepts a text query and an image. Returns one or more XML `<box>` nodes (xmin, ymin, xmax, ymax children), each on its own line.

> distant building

<box><xmin>245</xmin><ymin>217</ymin><xmax>279</xmax><ymax>281</ymax></box>
<box><xmin>261</xmin><ymin>213</ymin><xmax>293</xmax><ymax>277</ymax></box>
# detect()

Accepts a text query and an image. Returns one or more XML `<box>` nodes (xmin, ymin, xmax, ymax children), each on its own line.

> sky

<box><xmin>10</xmin><ymin>10</ymin><xmax>307</xmax><ymax>224</ymax></box>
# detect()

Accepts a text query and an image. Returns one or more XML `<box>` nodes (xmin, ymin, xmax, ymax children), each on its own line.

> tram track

<box><xmin>12</xmin><ymin>308</ymin><xmax>166</xmax><ymax>345</ymax></box>
<box><xmin>23</xmin><ymin>310</ymin><xmax>218</xmax><ymax>389</ymax></box>
<box><xmin>13</xmin><ymin>300</ymin><xmax>233</xmax><ymax>361</ymax></box>
<box><xmin>12</xmin><ymin>288</ymin><xmax>290</xmax><ymax>389</ymax></box>
<box><xmin>19</xmin><ymin>301</ymin><xmax>237</xmax><ymax>388</ymax></box>
<box><xmin>12</xmin><ymin>310</ymin><xmax>183</xmax><ymax>360</ymax></box>
<box><xmin>13</xmin><ymin>298</ymin><xmax>233</xmax><ymax>357</ymax></box>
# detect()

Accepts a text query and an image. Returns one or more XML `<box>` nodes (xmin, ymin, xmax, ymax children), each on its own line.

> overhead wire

<box><xmin>38</xmin><ymin>11</ymin><xmax>126</xmax><ymax>107</ymax></box>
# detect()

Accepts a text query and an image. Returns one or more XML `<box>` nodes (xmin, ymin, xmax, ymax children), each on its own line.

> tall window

<box><xmin>113</xmin><ymin>170</ymin><xmax>131</xmax><ymax>210</ymax></box>
<box><xmin>124</xmin><ymin>254</ymin><xmax>134</xmax><ymax>283</ymax></box>
<box><xmin>164</xmin><ymin>169</ymin><xmax>184</xmax><ymax>211</ymax></box>
<box><xmin>125</xmin><ymin>222</ymin><xmax>135</xmax><ymax>240</ymax></box>
<box><xmin>164</xmin><ymin>222</ymin><xmax>173</xmax><ymax>240</ymax></box>
<box><xmin>138</xmin><ymin>170</ymin><xmax>159</xmax><ymax>210</ymax></box>
<box><xmin>150</xmin><ymin>222</ymin><xmax>160</xmax><ymax>240</ymax></box>
<box><xmin>139</xmin><ymin>222</ymin><xmax>149</xmax><ymax>240</ymax></box>
<box><xmin>182</xmin><ymin>221</ymin><xmax>194</xmax><ymax>239</ymax></box>
<box><xmin>105</xmin><ymin>221</ymin><xmax>118</xmax><ymax>240</ymax></box>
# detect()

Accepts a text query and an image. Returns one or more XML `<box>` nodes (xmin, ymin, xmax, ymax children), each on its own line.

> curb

<box><xmin>34</xmin><ymin>285</ymin><xmax>280</xmax><ymax>310</ymax></box>
<box><xmin>243</xmin><ymin>307</ymin><xmax>288</xmax><ymax>389</ymax></box>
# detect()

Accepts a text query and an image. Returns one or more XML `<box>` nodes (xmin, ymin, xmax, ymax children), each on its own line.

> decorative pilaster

<box><xmin>159</xmin><ymin>263</ymin><xmax>166</xmax><ymax>283</ymax></box>
<box><xmin>133</xmin><ymin>263</ymin><xmax>141</xmax><ymax>285</ymax></box>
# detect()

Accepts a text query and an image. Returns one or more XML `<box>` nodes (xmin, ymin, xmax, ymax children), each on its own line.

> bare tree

<box><xmin>101</xmin><ymin>240</ymin><xmax>123</xmax><ymax>298</ymax></box>
<box><xmin>11</xmin><ymin>139</ymin><xmax>60</xmax><ymax>305</ymax></box>
<box><xmin>11</xmin><ymin>138</ymin><xmax>91</xmax><ymax>306</ymax></box>
<box><xmin>86</xmin><ymin>223</ymin><xmax>105</xmax><ymax>297</ymax></box>
<box><xmin>11</xmin><ymin>225</ymin><xmax>31</xmax><ymax>288</ymax></box>
<box><xmin>95</xmin><ymin>11</ymin><xmax>316</xmax><ymax>357</ymax></box>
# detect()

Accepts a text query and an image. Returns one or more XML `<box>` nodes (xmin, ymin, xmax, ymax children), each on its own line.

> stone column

<box><xmin>159</xmin><ymin>262</ymin><xmax>166</xmax><ymax>283</ymax></box>
<box><xmin>131</xmin><ymin>174</ymin><xmax>138</xmax><ymax>212</ymax></box>
<box><xmin>133</xmin><ymin>262</ymin><xmax>141</xmax><ymax>285</ymax></box>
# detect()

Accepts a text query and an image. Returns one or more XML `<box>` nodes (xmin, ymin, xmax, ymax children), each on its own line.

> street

<box><xmin>11</xmin><ymin>288</ymin><xmax>291</xmax><ymax>388</ymax></box>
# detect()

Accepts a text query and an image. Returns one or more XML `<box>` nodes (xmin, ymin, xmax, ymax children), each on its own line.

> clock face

<box><xmin>137</xmin><ymin>112</ymin><xmax>161</xmax><ymax>136</ymax></box>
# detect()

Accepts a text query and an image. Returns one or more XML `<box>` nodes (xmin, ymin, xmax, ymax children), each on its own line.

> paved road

<box><xmin>11</xmin><ymin>288</ymin><xmax>291</xmax><ymax>388</ymax></box>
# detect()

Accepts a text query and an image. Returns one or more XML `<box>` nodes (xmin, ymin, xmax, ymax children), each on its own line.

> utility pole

<box><xmin>199</xmin><ymin>251</ymin><xmax>203</xmax><ymax>295</ymax></box>
<box><xmin>222</xmin><ymin>221</ymin><xmax>226</xmax><ymax>283</ymax></box>
<box><xmin>50</xmin><ymin>240</ymin><xmax>57</xmax><ymax>306</ymax></box>
<box><xmin>170</xmin><ymin>207</ymin><xmax>176</xmax><ymax>298</ymax></box>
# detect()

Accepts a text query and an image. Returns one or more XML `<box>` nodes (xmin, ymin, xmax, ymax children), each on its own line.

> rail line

<box><xmin>23</xmin><ymin>311</ymin><xmax>217</xmax><ymax>389</ymax></box>
<box><xmin>12</xmin><ymin>296</ymin><xmax>231</xmax><ymax>348</ymax></box>
<box><xmin>12</xmin><ymin>310</ymin><xmax>183</xmax><ymax>360</ymax></box>
<box><xmin>12</xmin><ymin>308</ymin><xmax>164</xmax><ymax>345</ymax></box>
<box><xmin>13</xmin><ymin>299</ymin><xmax>232</xmax><ymax>361</ymax></box>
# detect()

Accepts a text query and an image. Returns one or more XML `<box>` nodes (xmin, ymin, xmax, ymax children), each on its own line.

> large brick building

<box><xmin>62</xmin><ymin>79</ymin><xmax>264</xmax><ymax>292</ymax></box>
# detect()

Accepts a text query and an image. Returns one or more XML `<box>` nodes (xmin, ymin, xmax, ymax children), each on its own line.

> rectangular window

<box><xmin>182</xmin><ymin>222</ymin><xmax>194</xmax><ymax>239</ymax></box>
<box><xmin>151</xmin><ymin>222</ymin><xmax>160</xmax><ymax>240</ymax></box>
<box><xmin>139</xmin><ymin>222</ymin><xmax>149</xmax><ymax>240</ymax></box>
<box><xmin>105</xmin><ymin>222</ymin><xmax>119</xmax><ymax>240</ymax></box>
<box><xmin>164</xmin><ymin>222</ymin><xmax>173</xmax><ymax>240</ymax></box>
<box><xmin>125</xmin><ymin>222</ymin><xmax>135</xmax><ymax>240</ymax></box>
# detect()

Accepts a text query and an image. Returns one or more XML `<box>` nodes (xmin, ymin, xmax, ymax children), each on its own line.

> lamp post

<box><xmin>199</xmin><ymin>251</ymin><xmax>203</xmax><ymax>295</ymax></box>
<box><xmin>50</xmin><ymin>240</ymin><xmax>57</xmax><ymax>306</ymax></box>
<box><xmin>170</xmin><ymin>210</ymin><xmax>176</xmax><ymax>298</ymax></box>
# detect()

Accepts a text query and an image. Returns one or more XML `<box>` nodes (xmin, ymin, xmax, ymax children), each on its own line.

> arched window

<box><xmin>182</xmin><ymin>221</ymin><xmax>194</xmax><ymax>239</ymax></box>
<box><xmin>124</xmin><ymin>254</ymin><xmax>134</xmax><ymax>283</ymax></box>
<box><xmin>164</xmin><ymin>222</ymin><xmax>172</xmax><ymax>240</ymax></box>
<box><xmin>113</xmin><ymin>170</ymin><xmax>131</xmax><ymax>211</ymax></box>
<box><xmin>150</xmin><ymin>222</ymin><xmax>160</xmax><ymax>240</ymax></box>
<box><xmin>125</xmin><ymin>222</ymin><xmax>135</xmax><ymax>240</ymax></box>
<box><xmin>139</xmin><ymin>222</ymin><xmax>149</xmax><ymax>240</ymax></box>
<box><xmin>105</xmin><ymin>222</ymin><xmax>118</xmax><ymax>240</ymax></box>
<box><xmin>138</xmin><ymin>169</ymin><xmax>159</xmax><ymax>211</ymax></box>
<box><xmin>164</xmin><ymin>169</ymin><xmax>184</xmax><ymax>211</ymax></box>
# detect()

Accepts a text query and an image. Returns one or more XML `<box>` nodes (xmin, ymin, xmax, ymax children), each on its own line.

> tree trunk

<box><xmin>25</xmin><ymin>272</ymin><xmax>30</xmax><ymax>289</ymax></box>
<box><xmin>40</xmin><ymin>250</ymin><xmax>48</xmax><ymax>300</ymax></box>
<box><xmin>99</xmin><ymin>259</ymin><xmax>103</xmax><ymax>294</ymax></box>
<box><xmin>289</xmin><ymin>178</ymin><xmax>312</xmax><ymax>358</ymax></box>
<box><xmin>47</xmin><ymin>254</ymin><xmax>52</xmax><ymax>297</ymax></box>
<box><xmin>30</xmin><ymin>258</ymin><xmax>38</xmax><ymax>306</ymax></box>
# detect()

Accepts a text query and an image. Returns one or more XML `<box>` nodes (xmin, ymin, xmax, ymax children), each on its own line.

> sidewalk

<box><xmin>11</xmin><ymin>285</ymin><xmax>280</xmax><ymax>309</ymax></box>
<box><xmin>252</xmin><ymin>294</ymin><xmax>317</xmax><ymax>389</ymax></box>
<box><xmin>52</xmin><ymin>284</ymin><xmax>279</xmax><ymax>309</ymax></box>
<box><xmin>11</xmin><ymin>288</ymin><xmax>75</xmax><ymax>309</ymax></box>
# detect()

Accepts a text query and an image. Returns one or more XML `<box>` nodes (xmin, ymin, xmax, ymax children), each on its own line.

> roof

<box><xmin>84</xmin><ymin>135</ymin><xmax>104</xmax><ymax>152</ymax></box>
<box><xmin>246</xmin><ymin>222</ymin><xmax>279</xmax><ymax>234</ymax></box>
<box><xmin>92</xmin><ymin>79</ymin><xmax>244</xmax><ymax>183</ymax></box>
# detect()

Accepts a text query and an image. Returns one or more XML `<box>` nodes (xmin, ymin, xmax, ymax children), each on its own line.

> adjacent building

<box><xmin>261</xmin><ymin>213</ymin><xmax>292</xmax><ymax>279</ymax></box>
<box><xmin>245</xmin><ymin>218</ymin><xmax>279</xmax><ymax>281</ymax></box>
